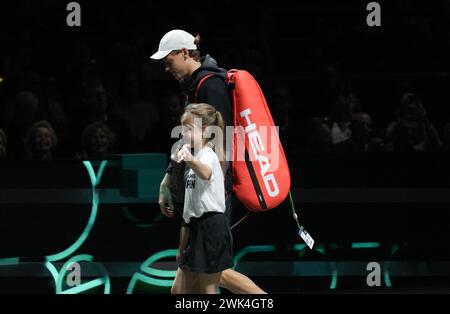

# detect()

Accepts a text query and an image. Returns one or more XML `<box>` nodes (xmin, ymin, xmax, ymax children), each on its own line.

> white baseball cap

<box><xmin>150</xmin><ymin>29</ymin><xmax>197</xmax><ymax>60</ymax></box>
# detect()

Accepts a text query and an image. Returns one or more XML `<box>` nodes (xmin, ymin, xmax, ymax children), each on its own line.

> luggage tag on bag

<box><xmin>299</xmin><ymin>226</ymin><xmax>315</xmax><ymax>249</ymax></box>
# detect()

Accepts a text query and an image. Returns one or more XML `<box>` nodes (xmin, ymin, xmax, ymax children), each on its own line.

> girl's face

<box><xmin>34</xmin><ymin>127</ymin><xmax>53</xmax><ymax>152</ymax></box>
<box><xmin>181</xmin><ymin>116</ymin><xmax>204</xmax><ymax>149</ymax></box>
<box><xmin>164</xmin><ymin>50</ymin><xmax>189</xmax><ymax>81</ymax></box>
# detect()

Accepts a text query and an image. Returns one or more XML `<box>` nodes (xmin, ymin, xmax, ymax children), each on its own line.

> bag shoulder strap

<box><xmin>194</xmin><ymin>70</ymin><xmax>238</xmax><ymax>102</ymax></box>
<box><xmin>193</xmin><ymin>73</ymin><xmax>216</xmax><ymax>103</ymax></box>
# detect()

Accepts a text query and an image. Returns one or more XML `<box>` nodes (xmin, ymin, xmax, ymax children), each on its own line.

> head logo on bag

<box><xmin>195</xmin><ymin>70</ymin><xmax>291</xmax><ymax>212</ymax></box>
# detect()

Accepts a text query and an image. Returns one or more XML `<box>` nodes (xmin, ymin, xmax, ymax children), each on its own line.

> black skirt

<box><xmin>179</xmin><ymin>212</ymin><xmax>234</xmax><ymax>274</ymax></box>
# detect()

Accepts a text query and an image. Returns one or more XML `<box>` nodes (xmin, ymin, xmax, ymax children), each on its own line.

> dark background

<box><xmin>1</xmin><ymin>0</ymin><xmax>450</xmax><ymax>159</ymax></box>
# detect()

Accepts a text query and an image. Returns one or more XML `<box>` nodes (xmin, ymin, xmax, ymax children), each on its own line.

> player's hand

<box><xmin>159</xmin><ymin>183</ymin><xmax>174</xmax><ymax>218</ymax></box>
<box><xmin>176</xmin><ymin>250</ymin><xmax>185</xmax><ymax>264</ymax></box>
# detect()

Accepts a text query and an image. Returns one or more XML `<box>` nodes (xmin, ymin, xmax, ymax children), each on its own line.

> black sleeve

<box><xmin>197</xmin><ymin>76</ymin><xmax>232</xmax><ymax>127</ymax></box>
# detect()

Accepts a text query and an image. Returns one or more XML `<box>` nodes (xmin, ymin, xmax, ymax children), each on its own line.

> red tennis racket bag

<box><xmin>227</xmin><ymin>70</ymin><xmax>291</xmax><ymax>211</ymax></box>
<box><xmin>195</xmin><ymin>70</ymin><xmax>291</xmax><ymax>211</ymax></box>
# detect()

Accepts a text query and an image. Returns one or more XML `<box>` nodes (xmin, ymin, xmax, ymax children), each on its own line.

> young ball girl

<box><xmin>173</xmin><ymin>103</ymin><xmax>233</xmax><ymax>294</ymax></box>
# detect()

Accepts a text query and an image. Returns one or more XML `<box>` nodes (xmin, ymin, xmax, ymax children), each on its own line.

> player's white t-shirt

<box><xmin>183</xmin><ymin>146</ymin><xmax>225</xmax><ymax>224</ymax></box>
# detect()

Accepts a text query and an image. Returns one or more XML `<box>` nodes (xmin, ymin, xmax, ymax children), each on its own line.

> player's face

<box><xmin>164</xmin><ymin>50</ymin><xmax>188</xmax><ymax>81</ymax></box>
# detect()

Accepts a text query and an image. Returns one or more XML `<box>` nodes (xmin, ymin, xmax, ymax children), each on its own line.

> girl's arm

<box><xmin>185</xmin><ymin>158</ymin><xmax>212</xmax><ymax>181</ymax></box>
<box><xmin>177</xmin><ymin>145</ymin><xmax>212</xmax><ymax>181</ymax></box>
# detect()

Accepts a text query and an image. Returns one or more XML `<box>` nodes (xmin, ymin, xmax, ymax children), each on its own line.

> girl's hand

<box><xmin>177</xmin><ymin>144</ymin><xmax>193</xmax><ymax>162</ymax></box>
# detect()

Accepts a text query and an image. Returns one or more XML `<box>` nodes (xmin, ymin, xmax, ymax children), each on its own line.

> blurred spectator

<box><xmin>301</xmin><ymin>117</ymin><xmax>332</xmax><ymax>153</ymax></box>
<box><xmin>19</xmin><ymin>71</ymin><xmax>69</xmax><ymax>133</ymax></box>
<box><xmin>329</xmin><ymin>94</ymin><xmax>353</xmax><ymax>151</ymax></box>
<box><xmin>42</xmin><ymin>76</ymin><xmax>70</xmax><ymax>134</ymax></box>
<box><xmin>4</xmin><ymin>91</ymin><xmax>41</xmax><ymax>159</ymax></box>
<box><xmin>271</xmin><ymin>86</ymin><xmax>294</xmax><ymax>154</ymax></box>
<box><xmin>118</xmin><ymin>71</ymin><xmax>159</xmax><ymax>145</ymax></box>
<box><xmin>350</xmin><ymin>112</ymin><xmax>384</xmax><ymax>152</ymax></box>
<box><xmin>142</xmin><ymin>91</ymin><xmax>183</xmax><ymax>154</ymax></box>
<box><xmin>347</xmin><ymin>92</ymin><xmax>362</xmax><ymax>113</ymax></box>
<box><xmin>25</xmin><ymin>120</ymin><xmax>58</xmax><ymax>160</ymax></box>
<box><xmin>72</xmin><ymin>77</ymin><xmax>134</xmax><ymax>153</ymax></box>
<box><xmin>0</xmin><ymin>128</ymin><xmax>7</xmax><ymax>159</ymax></box>
<box><xmin>385</xmin><ymin>93</ymin><xmax>442</xmax><ymax>152</ymax></box>
<box><xmin>313</xmin><ymin>66</ymin><xmax>345</xmax><ymax>116</ymax></box>
<box><xmin>80</xmin><ymin>122</ymin><xmax>116</xmax><ymax>160</ymax></box>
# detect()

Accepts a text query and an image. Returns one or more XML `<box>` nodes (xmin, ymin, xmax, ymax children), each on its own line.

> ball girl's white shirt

<box><xmin>183</xmin><ymin>146</ymin><xmax>225</xmax><ymax>224</ymax></box>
